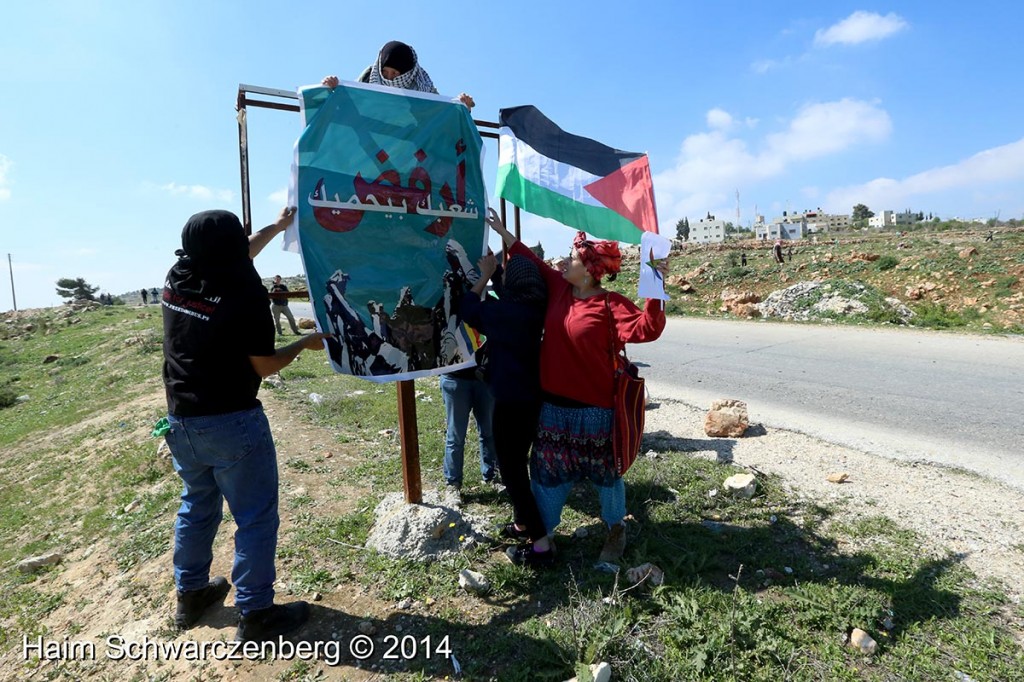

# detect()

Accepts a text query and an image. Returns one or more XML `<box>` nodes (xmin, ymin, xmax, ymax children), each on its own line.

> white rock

<box><xmin>309</xmin><ymin>393</ymin><xmax>323</xmax><ymax>404</ymax></box>
<box><xmin>458</xmin><ymin>569</ymin><xmax>490</xmax><ymax>595</ymax></box>
<box><xmin>723</xmin><ymin>473</ymin><xmax>757</xmax><ymax>499</ymax></box>
<box><xmin>565</xmin><ymin>661</ymin><xmax>611</xmax><ymax>682</ymax></box>
<box><xmin>625</xmin><ymin>562</ymin><xmax>665</xmax><ymax>586</ymax></box>
<box><xmin>849</xmin><ymin>628</ymin><xmax>877</xmax><ymax>655</ymax></box>
<box><xmin>18</xmin><ymin>552</ymin><xmax>62</xmax><ymax>573</ymax></box>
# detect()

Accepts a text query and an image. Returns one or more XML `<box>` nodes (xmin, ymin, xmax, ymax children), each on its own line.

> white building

<box><xmin>869</xmin><ymin>210</ymin><xmax>894</xmax><ymax>228</ymax></box>
<box><xmin>868</xmin><ymin>210</ymin><xmax>918</xmax><ymax>228</ymax></box>
<box><xmin>688</xmin><ymin>215</ymin><xmax>726</xmax><ymax>244</ymax></box>
<box><xmin>755</xmin><ymin>220</ymin><xmax>805</xmax><ymax>241</ymax></box>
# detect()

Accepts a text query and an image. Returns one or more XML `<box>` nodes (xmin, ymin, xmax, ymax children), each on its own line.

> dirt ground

<box><xmin>3</xmin><ymin>383</ymin><xmax>1022</xmax><ymax>680</ymax></box>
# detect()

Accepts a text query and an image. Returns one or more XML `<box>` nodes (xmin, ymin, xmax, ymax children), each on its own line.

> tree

<box><xmin>675</xmin><ymin>217</ymin><xmax>690</xmax><ymax>241</ymax></box>
<box><xmin>852</xmin><ymin>204</ymin><xmax>874</xmax><ymax>222</ymax></box>
<box><xmin>55</xmin><ymin>277</ymin><xmax>99</xmax><ymax>301</ymax></box>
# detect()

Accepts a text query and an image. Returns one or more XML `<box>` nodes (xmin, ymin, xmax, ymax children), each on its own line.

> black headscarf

<box><xmin>166</xmin><ymin>210</ymin><xmax>265</xmax><ymax>298</ymax></box>
<box><xmin>362</xmin><ymin>40</ymin><xmax>437</xmax><ymax>93</ymax></box>
<box><xmin>379</xmin><ymin>41</ymin><xmax>415</xmax><ymax>74</ymax></box>
<box><xmin>500</xmin><ymin>255</ymin><xmax>547</xmax><ymax>305</ymax></box>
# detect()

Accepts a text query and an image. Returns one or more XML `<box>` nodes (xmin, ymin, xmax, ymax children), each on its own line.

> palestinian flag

<box><xmin>496</xmin><ymin>105</ymin><xmax>659</xmax><ymax>244</ymax></box>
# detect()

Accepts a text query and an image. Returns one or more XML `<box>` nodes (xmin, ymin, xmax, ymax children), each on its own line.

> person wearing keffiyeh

<box><xmin>321</xmin><ymin>40</ymin><xmax>475</xmax><ymax>109</ymax></box>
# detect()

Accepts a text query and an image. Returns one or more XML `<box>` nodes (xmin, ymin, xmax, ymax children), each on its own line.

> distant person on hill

<box><xmin>985</xmin><ymin>231</ymin><xmax>994</xmax><ymax>242</ymax></box>
<box><xmin>321</xmin><ymin>40</ymin><xmax>474</xmax><ymax>109</ymax></box>
<box><xmin>151</xmin><ymin>287</ymin><xmax>160</xmax><ymax>303</ymax></box>
<box><xmin>140</xmin><ymin>288</ymin><xmax>148</xmax><ymax>305</ymax></box>
<box><xmin>740</xmin><ymin>252</ymin><xmax>747</xmax><ymax>267</ymax></box>
<box><xmin>161</xmin><ymin>206</ymin><xmax>328</xmax><ymax>643</ymax></box>
<box><xmin>270</xmin><ymin>275</ymin><xmax>301</xmax><ymax>336</ymax></box>
<box><xmin>773</xmin><ymin>240</ymin><xmax>784</xmax><ymax>264</ymax></box>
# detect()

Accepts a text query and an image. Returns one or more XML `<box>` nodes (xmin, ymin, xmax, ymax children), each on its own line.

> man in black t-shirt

<box><xmin>162</xmin><ymin>207</ymin><xmax>327</xmax><ymax>643</ymax></box>
<box><xmin>270</xmin><ymin>275</ymin><xmax>301</xmax><ymax>335</ymax></box>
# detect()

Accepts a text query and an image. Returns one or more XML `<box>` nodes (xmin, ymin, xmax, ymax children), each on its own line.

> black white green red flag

<box><xmin>496</xmin><ymin>105</ymin><xmax>659</xmax><ymax>244</ymax></box>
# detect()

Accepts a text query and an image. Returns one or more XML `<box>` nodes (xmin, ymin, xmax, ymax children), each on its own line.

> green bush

<box><xmin>876</xmin><ymin>255</ymin><xmax>899</xmax><ymax>271</ymax></box>
<box><xmin>0</xmin><ymin>383</ymin><xmax>17</xmax><ymax>410</ymax></box>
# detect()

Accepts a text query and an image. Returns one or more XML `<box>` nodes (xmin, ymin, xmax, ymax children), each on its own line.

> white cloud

<box><xmin>826</xmin><ymin>138</ymin><xmax>1024</xmax><ymax>211</ymax></box>
<box><xmin>765</xmin><ymin>99</ymin><xmax>891</xmax><ymax>161</ymax></box>
<box><xmin>706</xmin><ymin>108</ymin><xmax>734</xmax><ymax>131</ymax></box>
<box><xmin>159</xmin><ymin>182</ymin><xmax>235</xmax><ymax>203</ymax></box>
<box><xmin>0</xmin><ymin>154</ymin><xmax>12</xmax><ymax>201</ymax></box>
<box><xmin>268</xmin><ymin>188</ymin><xmax>288</xmax><ymax>204</ymax></box>
<box><xmin>655</xmin><ymin>99</ymin><xmax>891</xmax><ymax>221</ymax></box>
<box><xmin>814</xmin><ymin>11</ymin><xmax>908</xmax><ymax>47</ymax></box>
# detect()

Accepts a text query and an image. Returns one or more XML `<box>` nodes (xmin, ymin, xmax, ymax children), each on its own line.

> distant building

<box><xmin>688</xmin><ymin>215</ymin><xmax>726</xmax><ymax>244</ymax></box>
<box><xmin>867</xmin><ymin>210</ymin><xmax>916</xmax><ymax>228</ymax></box>
<box><xmin>773</xmin><ymin>209</ymin><xmax>849</xmax><ymax>232</ymax></box>
<box><xmin>756</xmin><ymin>220</ymin><xmax>805</xmax><ymax>241</ymax></box>
<box><xmin>869</xmin><ymin>210</ymin><xmax>894</xmax><ymax>228</ymax></box>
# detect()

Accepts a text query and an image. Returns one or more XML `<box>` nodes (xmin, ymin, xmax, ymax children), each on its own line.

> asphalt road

<box><xmin>627</xmin><ymin>318</ymin><xmax>1024</xmax><ymax>492</ymax></box>
<box><xmin>291</xmin><ymin>301</ymin><xmax>1024</xmax><ymax>490</ymax></box>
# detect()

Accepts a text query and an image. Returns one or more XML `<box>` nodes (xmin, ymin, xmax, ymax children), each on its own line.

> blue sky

<box><xmin>2</xmin><ymin>1</ymin><xmax>1022</xmax><ymax>311</ymax></box>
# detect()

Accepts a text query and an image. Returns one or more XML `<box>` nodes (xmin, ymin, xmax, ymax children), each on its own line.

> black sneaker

<box><xmin>499</xmin><ymin>523</ymin><xmax>531</xmax><ymax>541</ymax></box>
<box><xmin>175</xmin><ymin>576</ymin><xmax>231</xmax><ymax>630</ymax></box>
<box><xmin>505</xmin><ymin>544</ymin><xmax>555</xmax><ymax>570</ymax></box>
<box><xmin>235</xmin><ymin>601</ymin><xmax>311</xmax><ymax>643</ymax></box>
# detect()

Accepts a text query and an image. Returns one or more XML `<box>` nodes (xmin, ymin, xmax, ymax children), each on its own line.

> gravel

<box><xmin>644</xmin><ymin>396</ymin><xmax>1024</xmax><ymax>604</ymax></box>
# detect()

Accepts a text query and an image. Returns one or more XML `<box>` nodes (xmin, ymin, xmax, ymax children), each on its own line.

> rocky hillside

<box><xmin>614</xmin><ymin>226</ymin><xmax>1024</xmax><ymax>334</ymax></box>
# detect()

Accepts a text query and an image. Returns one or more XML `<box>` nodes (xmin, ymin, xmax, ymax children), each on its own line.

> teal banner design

<box><xmin>294</xmin><ymin>83</ymin><xmax>487</xmax><ymax>381</ymax></box>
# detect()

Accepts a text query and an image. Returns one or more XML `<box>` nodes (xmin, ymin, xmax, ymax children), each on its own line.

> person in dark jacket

<box><xmin>461</xmin><ymin>250</ymin><xmax>549</xmax><ymax>564</ymax></box>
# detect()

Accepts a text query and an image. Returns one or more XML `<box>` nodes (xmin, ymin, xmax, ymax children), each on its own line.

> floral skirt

<box><xmin>530</xmin><ymin>401</ymin><xmax>618</xmax><ymax>487</ymax></box>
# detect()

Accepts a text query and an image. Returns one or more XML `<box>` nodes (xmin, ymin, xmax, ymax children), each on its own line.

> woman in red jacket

<box><xmin>485</xmin><ymin>209</ymin><xmax>669</xmax><ymax>567</ymax></box>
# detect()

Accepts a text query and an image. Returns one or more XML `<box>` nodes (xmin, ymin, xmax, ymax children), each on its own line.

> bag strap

<box><xmin>604</xmin><ymin>293</ymin><xmax>628</xmax><ymax>373</ymax></box>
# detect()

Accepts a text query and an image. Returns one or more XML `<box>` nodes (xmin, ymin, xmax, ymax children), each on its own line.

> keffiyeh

<box><xmin>364</xmin><ymin>41</ymin><xmax>437</xmax><ymax>94</ymax></box>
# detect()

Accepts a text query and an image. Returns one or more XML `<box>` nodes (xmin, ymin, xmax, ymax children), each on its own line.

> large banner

<box><xmin>292</xmin><ymin>83</ymin><xmax>487</xmax><ymax>381</ymax></box>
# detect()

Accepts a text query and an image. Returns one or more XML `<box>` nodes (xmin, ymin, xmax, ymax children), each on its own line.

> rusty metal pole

<box><xmin>397</xmin><ymin>380</ymin><xmax>422</xmax><ymax>503</ymax></box>
<box><xmin>236</xmin><ymin>91</ymin><xmax>252</xmax><ymax>236</ymax></box>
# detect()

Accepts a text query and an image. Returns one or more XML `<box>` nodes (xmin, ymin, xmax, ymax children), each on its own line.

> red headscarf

<box><xmin>573</xmin><ymin>231</ymin><xmax>621</xmax><ymax>280</ymax></box>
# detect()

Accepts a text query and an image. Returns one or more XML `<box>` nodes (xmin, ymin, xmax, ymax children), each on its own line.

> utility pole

<box><xmin>7</xmin><ymin>253</ymin><xmax>15</xmax><ymax>311</ymax></box>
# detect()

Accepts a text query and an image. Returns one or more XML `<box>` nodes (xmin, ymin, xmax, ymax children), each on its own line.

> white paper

<box><xmin>638</xmin><ymin>231</ymin><xmax>672</xmax><ymax>300</ymax></box>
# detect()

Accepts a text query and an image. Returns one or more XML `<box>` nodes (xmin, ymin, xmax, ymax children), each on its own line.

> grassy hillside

<box><xmin>1</xmin><ymin>300</ymin><xmax>1022</xmax><ymax>680</ymax></box>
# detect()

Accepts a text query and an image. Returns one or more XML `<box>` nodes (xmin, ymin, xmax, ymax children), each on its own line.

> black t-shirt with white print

<box><xmin>162</xmin><ymin>284</ymin><xmax>275</xmax><ymax>417</ymax></box>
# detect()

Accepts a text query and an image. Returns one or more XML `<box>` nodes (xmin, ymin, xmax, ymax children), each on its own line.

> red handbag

<box><xmin>606</xmin><ymin>296</ymin><xmax>646</xmax><ymax>475</ymax></box>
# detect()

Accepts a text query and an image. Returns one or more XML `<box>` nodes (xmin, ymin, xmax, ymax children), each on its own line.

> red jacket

<box><xmin>510</xmin><ymin>242</ymin><xmax>665</xmax><ymax>408</ymax></box>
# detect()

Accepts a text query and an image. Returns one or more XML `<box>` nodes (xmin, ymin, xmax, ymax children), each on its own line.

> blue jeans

<box><xmin>531</xmin><ymin>477</ymin><xmax>626</xmax><ymax>536</ymax></box>
<box><xmin>165</xmin><ymin>407</ymin><xmax>279</xmax><ymax>614</ymax></box>
<box><xmin>440</xmin><ymin>374</ymin><xmax>497</xmax><ymax>485</ymax></box>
